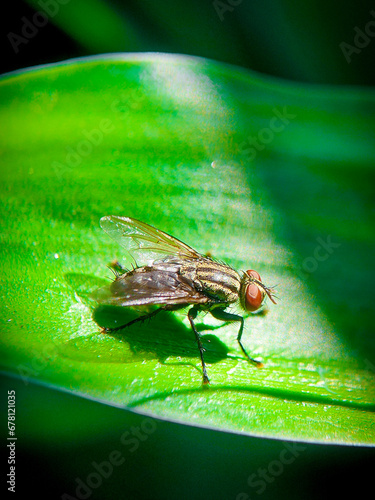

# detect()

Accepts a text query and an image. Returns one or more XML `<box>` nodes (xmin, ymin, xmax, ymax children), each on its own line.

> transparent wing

<box><xmin>100</xmin><ymin>216</ymin><xmax>202</xmax><ymax>267</ymax></box>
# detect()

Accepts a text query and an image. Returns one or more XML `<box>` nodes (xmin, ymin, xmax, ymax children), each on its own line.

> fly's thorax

<box><xmin>190</xmin><ymin>260</ymin><xmax>241</xmax><ymax>303</ymax></box>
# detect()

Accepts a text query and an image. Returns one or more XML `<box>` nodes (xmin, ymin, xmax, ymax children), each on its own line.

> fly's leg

<box><xmin>210</xmin><ymin>308</ymin><xmax>263</xmax><ymax>367</ymax></box>
<box><xmin>109</xmin><ymin>260</ymin><xmax>127</xmax><ymax>275</ymax></box>
<box><xmin>103</xmin><ymin>307</ymin><xmax>163</xmax><ymax>334</ymax></box>
<box><xmin>188</xmin><ymin>306</ymin><xmax>210</xmax><ymax>385</ymax></box>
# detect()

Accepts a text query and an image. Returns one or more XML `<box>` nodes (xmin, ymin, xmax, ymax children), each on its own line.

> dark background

<box><xmin>2</xmin><ymin>0</ymin><xmax>375</xmax><ymax>85</ymax></box>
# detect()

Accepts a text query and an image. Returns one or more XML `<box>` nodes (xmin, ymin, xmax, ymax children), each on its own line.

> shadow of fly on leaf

<box><xmin>92</xmin><ymin>216</ymin><xmax>277</xmax><ymax>385</ymax></box>
<box><xmin>93</xmin><ymin>304</ymin><xmax>230</xmax><ymax>373</ymax></box>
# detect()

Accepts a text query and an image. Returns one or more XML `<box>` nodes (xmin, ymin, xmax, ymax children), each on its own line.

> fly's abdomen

<box><xmin>195</xmin><ymin>261</ymin><xmax>241</xmax><ymax>303</ymax></box>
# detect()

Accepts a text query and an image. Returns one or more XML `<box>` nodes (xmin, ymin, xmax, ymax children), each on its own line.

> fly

<box><xmin>95</xmin><ymin>216</ymin><xmax>277</xmax><ymax>385</ymax></box>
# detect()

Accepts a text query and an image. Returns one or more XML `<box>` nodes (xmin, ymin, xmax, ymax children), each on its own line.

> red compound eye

<box><xmin>245</xmin><ymin>282</ymin><xmax>263</xmax><ymax>312</ymax></box>
<box><xmin>246</xmin><ymin>270</ymin><xmax>261</xmax><ymax>281</ymax></box>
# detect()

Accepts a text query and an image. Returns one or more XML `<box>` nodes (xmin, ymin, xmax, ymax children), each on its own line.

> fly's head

<box><xmin>240</xmin><ymin>270</ymin><xmax>277</xmax><ymax>312</ymax></box>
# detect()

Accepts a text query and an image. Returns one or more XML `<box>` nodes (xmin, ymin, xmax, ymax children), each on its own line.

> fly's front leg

<box><xmin>210</xmin><ymin>308</ymin><xmax>263</xmax><ymax>367</ymax></box>
<box><xmin>188</xmin><ymin>306</ymin><xmax>210</xmax><ymax>385</ymax></box>
<box><xmin>108</xmin><ymin>260</ymin><xmax>127</xmax><ymax>275</ymax></box>
<box><xmin>103</xmin><ymin>307</ymin><xmax>163</xmax><ymax>334</ymax></box>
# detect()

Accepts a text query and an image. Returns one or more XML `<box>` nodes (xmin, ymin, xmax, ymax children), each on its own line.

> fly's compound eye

<box><xmin>246</xmin><ymin>270</ymin><xmax>261</xmax><ymax>281</ymax></box>
<box><xmin>245</xmin><ymin>270</ymin><xmax>264</xmax><ymax>311</ymax></box>
<box><xmin>245</xmin><ymin>283</ymin><xmax>264</xmax><ymax>311</ymax></box>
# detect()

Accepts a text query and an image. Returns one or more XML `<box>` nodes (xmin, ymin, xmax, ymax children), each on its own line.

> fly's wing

<box><xmin>96</xmin><ymin>265</ymin><xmax>209</xmax><ymax>307</ymax></box>
<box><xmin>100</xmin><ymin>216</ymin><xmax>202</xmax><ymax>267</ymax></box>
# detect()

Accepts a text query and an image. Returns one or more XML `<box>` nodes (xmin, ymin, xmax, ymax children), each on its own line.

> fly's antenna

<box><xmin>263</xmin><ymin>283</ymin><xmax>278</xmax><ymax>304</ymax></box>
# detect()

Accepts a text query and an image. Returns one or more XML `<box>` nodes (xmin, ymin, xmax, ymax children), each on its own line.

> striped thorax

<box><xmin>186</xmin><ymin>260</ymin><xmax>241</xmax><ymax>304</ymax></box>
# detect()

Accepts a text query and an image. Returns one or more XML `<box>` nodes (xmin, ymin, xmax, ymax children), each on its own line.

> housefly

<box><xmin>95</xmin><ymin>216</ymin><xmax>276</xmax><ymax>385</ymax></box>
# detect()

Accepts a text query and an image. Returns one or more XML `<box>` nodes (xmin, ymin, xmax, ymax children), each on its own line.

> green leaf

<box><xmin>1</xmin><ymin>54</ymin><xmax>374</xmax><ymax>445</ymax></box>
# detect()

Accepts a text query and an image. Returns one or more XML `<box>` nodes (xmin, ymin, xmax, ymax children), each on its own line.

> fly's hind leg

<box><xmin>210</xmin><ymin>308</ymin><xmax>263</xmax><ymax>368</ymax></box>
<box><xmin>188</xmin><ymin>306</ymin><xmax>210</xmax><ymax>385</ymax></box>
<box><xmin>103</xmin><ymin>307</ymin><xmax>163</xmax><ymax>334</ymax></box>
